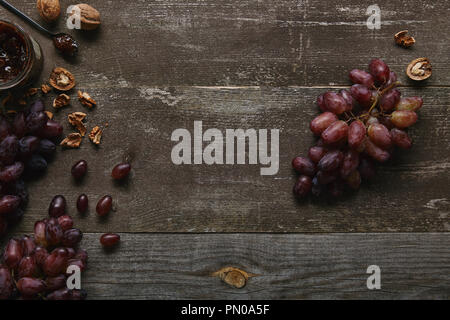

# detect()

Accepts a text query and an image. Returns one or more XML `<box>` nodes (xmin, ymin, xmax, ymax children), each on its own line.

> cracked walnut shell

<box><xmin>60</xmin><ymin>133</ymin><xmax>82</xmax><ymax>148</ymax></box>
<box><xmin>89</xmin><ymin>126</ymin><xmax>102</xmax><ymax>145</ymax></box>
<box><xmin>69</xmin><ymin>4</ymin><xmax>101</xmax><ymax>31</ymax></box>
<box><xmin>406</xmin><ymin>58</ymin><xmax>432</xmax><ymax>81</ymax></box>
<box><xmin>394</xmin><ymin>30</ymin><xmax>415</xmax><ymax>48</ymax></box>
<box><xmin>53</xmin><ymin>94</ymin><xmax>70</xmax><ymax>108</ymax></box>
<box><xmin>50</xmin><ymin>68</ymin><xmax>76</xmax><ymax>91</ymax></box>
<box><xmin>78</xmin><ymin>91</ymin><xmax>96</xmax><ymax>108</ymax></box>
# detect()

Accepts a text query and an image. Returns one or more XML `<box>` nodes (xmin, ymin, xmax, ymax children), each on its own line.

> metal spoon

<box><xmin>0</xmin><ymin>0</ymin><xmax>79</xmax><ymax>56</ymax></box>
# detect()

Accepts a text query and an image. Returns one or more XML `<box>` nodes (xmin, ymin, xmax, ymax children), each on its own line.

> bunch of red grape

<box><xmin>0</xmin><ymin>99</ymin><xmax>62</xmax><ymax>235</ymax></box>
<box><xmin>292</xmin><ymin>59</ymin><xmax>423</xmax><ymax>198</ymax></box>
<box><xmin>0</xmin><ymin>208</ymin><xmax>87</xmax><ymax>300</ymax></box>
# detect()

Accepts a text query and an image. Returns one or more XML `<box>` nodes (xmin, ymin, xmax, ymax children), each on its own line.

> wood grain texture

<box><xmin>0</xmin><ymin>0</ymin><xmax>449</xmax><ymax>87</ymax></box>
<box><xmin>77</xmin><ymin>233</ymin><xmax>449</xmax><ymax>299</ymax></box>
<box><xmin>2</xmin><ymin>86</ymin><xmax>444</xmax><ymax>233</ymax></box>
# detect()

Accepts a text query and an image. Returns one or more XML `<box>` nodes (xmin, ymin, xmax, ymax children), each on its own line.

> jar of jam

<box><xmin>0</xmin><ymin>20</ymin><xmax>43</xmax><ymax>91</ymax></box>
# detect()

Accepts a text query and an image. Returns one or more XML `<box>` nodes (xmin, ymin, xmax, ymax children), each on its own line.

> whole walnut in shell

<box><xmin>69</xmin><ymin>4</ymin><xmax>101</xmax><ymax>31</ymax></box>
<box><xmin>37</xmin><ymin>0</ymin><xmax>61</xmax><ymax>23</ymax></box>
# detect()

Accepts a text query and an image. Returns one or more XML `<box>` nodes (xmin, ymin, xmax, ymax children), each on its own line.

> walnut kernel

<box><xmin>89</xmin><ymin>126</ymin><xmax>102</xmax><ymax>145</ymax></box>
<box><xmin>41</xmin><ymin>84</ymin><xmax>52</xmax><ymax>94</ymax></box>
<box><xmin>68</xmin><ymin>112</ymin><xmax>87</xmax><ymax>136</ymax></box>
<box><xmin>78</xmin><ymin>91</ymin><xmax>96</xmax><ymax>108</ymax></box>
<box><xmin>60</xmin><ymin>133</ymin><xmax>83</xmax><ymax>148</ymax></box>
<box><xmin>53</xmin><ymin>94</ymin><xmax>70</xmax><ymax>109</ymax></box>
<box><xmin>406</xmin><ymin>58</ymin><xmax>432</xmax><ymax>81</ymax></box>
<box><xmin>50</xmin><ymin>68</ymin><xmax>76</xmax><ymax>91</ymax></box>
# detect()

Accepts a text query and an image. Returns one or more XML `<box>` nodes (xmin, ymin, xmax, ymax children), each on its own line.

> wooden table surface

<box><xmin>1</xmin><ymin>0</ymin><xmax>449</xmax><ymax>299</ymax></box>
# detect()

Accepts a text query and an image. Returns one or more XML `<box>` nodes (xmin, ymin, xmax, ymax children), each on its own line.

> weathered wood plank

<box><xmin>1</xmin><ymin>0</ymin><xmax>449</xmax><ymax>87</ymax></box>
<box><xmin>6</xmin><ymin>86</ymin><xmax>448</xmax><ymax>233</ymax></box>
<box><xmin>74</xmin><ymin>233</ymin><xmax>449</xmax><ymax>299</ymax></box>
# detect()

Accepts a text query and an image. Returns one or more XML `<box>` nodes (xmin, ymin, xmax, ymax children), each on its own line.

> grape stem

<box><xmin>356</xmin><ymin>81</ymin><xmax>400</xmax><ymax>123</ymax></box>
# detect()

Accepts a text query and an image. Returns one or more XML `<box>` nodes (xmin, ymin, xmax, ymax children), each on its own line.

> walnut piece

<box><xmin>60</xmin><ymin>133</ymin><xmax>82</xmax><ymax>148</ymax></box>
<box><xmin>53</xmin><ymin>94</ymin><xmax>70</xmax><ymax>109</ymax></box>
<box><xmin>45</xmin><ymin>111</ymin><xmax>54</xmax><ymax>119</ymax></box>
<box><xmin>50</xmin><ymin>67</ymin><xmax>76</xmax><ymax>91</ymax></box>
<box><xmin>37</xmin><ymin>0</ymin><xmax>61</xmax><ymax>23</ymax></box>
<box><xmin>406</xmin><ymin>57</ymin><xmax>432</xmax><ymax>81</ymax></box>
<box><xmin>89</xmin><ymin>126</ymin><xmax>102</xmax><ymax>145</ymax></box>
<box><xmin>78</xmin><ymin>91</ymin><xmax>96</xmax><ymax>108</ymax></box>
<box><xmin>212</xmin><ymin>267</ymin><xmax>256</xmax><ymax>289</ymax></box>
<box><xmin>68</xmin><ymin>112</ymin><xmax>87</xmax><ymax>136</ymax></box>
<box><xmin>69</xmin><ymin>4</ymin><xmax>101</xmax><ymax>31</ymax></box>
<box><xmin>41</xmin><ymin>84</ymin><xmax>52</xmax><ymax>94</ymax></box>
<box><xmin>394</xmin><ymin>30</ymin><xmax>415</xmax><ymax>48</ymax></box>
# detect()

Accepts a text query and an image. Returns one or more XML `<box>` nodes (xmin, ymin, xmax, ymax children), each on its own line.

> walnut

<box><xmin>36</xmin><ymin>0</ymin><xmax>61</xmax><ymax>23</ymax></box>
<box><xmin>69</xmin><ymin>4</ymin><xmax>101</xmax><ymax>31</ymax></box>
<box><xmin>212</xmin><ymin>267</ymin><xmax>256</xmax><ymax>289</ymax></box>
<box><xmin>53</xmin><ymin>94</ymin><xmax>70</xmax><ymax>109</ymax></box>
<box><xmin>89</xmin><ymin>126</ymin><xmax>102</xmax><ymax>145</ymax></box>
<box><xmin>60</xmin><ymin>133</ymin><xmax>82</xmax><ymax>148</ymax></box>
<box><xmin>78</xmin><ymin>91</ymin><xmax>96</xmax><ymax>108</ymax></box>
<box><xmin>394</xmin><ymin>30</ymin><xmax>415</xmax><ymax>48</ymax></box>
<box><xmin>406</xmin><ymin>58</ymin><xmax>432</xmax><ymax>81</ymax></box>
<box><xmin>50</xmin><ymin>68</ymin><xmax>76</xmax><ymax>91</ymax></box>
<box><xmin>41</xmin><ymin>84</ymin><xmax>52</xmax><ymax>94</ymax></box>
<box><xmin>68</xmin><ymin>112</ymin><xmax>87</xmax><ymax>136</ymax></box>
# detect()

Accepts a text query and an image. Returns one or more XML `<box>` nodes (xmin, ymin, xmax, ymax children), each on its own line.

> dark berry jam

<box><xmin>0</xmin><ymin>23</ymin><xmax>27</xmax><ymax>83</ymax></box>
<box><xmin>53</xmin><ymin>34</ymin><xmax>79</xmax><ymax>57</ymax></box>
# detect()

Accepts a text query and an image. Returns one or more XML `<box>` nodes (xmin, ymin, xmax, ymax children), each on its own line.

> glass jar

<box><xmin>0</xmin><ymin>20</ymin><xmax>43</xmax><ymax>91</ymax></box>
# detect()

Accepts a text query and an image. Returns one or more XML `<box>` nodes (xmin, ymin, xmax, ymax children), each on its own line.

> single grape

<box><xmin>37</xmin><ymin>119</ymin><xmax>63</xmax><ymax>138</ymax></box>
<box><xmin>384</xmin><ymin>71</ymin><xmax>397</xmax><ymax>88</ymax></box>
<box><xmin>18</xmin><ymin>256</ymin><xmax>39</xmax><ymax>278</ymax></box>
<box><xmin>310</xmin><ymin>112</ymin><xmax>338</xmax><ymax>135</ymax></box>
<box><xmin>395</xmin><ymin>97</ymin><xmax>423</xmax><ymax>112</ymax></box>
<box><xmin>379</xmin><ymin>116</ymin><xmax>394</xmax><ymax>130</ymax></box>
<box><xmin>46</xmin><ymin>288</ymin><xmax>72</xmax><ymax>300</ymax></box>
<box><xmin>34</xmin><ymin>220</ymin><xmax>48</xmax><ymax>247</ymax></box>
<box><xmin>317</xmin><ymin>93</ymin><xmax>327</xmax><ymax>112</ymax></box>
<box><xmin>368</xmin><ymin>124</ymin><xmax>392</xmax><ymax>149</ymax></box>
<box><xmin>391</xmin><ymin>128</ymin><xmax>412</xmax><ymax>149</ymax></box>
<box><xmin>3</xmin><ymin>238</ymin><xmax>23</xmax><ymax>270</ymax></box>
<box><xmin>0</xmin><ymin>162</ymin><xmax>24</xmax><ymax>182</ymax></box>
<box><xmin>112</xmin><ymin>163</ymin><xmax>132</xmax><ymax>180</ymax></box>
<box><xmin>379</xmin><ymin>89</ymin><xmax>401</xmax><ymax>111</ymax></box>
<box><xmin>45</xmin><ymin>218</ymin><xmax>63</xmax><ymax>246</ymax></box>
<box><xmin>43</xmin><ymin>247</ymin><xmax>68</xmax><ymax>277</ymax></box>
<box><xmin>321</xmin><ymin>121</ymin><xmax>348</xmax><ymax>145</ymax></box>
<box><xmin>318</xmin><ymin>150</ymin><xmax>344</xmax><ymax>172</ymax></box>
<box><xmin>71</xmin><ymin>160</ymin><xmax>88</xmax><ymax>179</ymax></box>
<box><xmin>26</xmin><ymin>112</ymin><xmax>48</xmax><ymax>133</ymax></box>
<box><xmin>340</xmin><ymin>150</ymin><xmax>360</xmax><ymax>178</ymax></box>
<box><xmin>77</xmin><ymin>194</ymin><xmax>89</xmax><ymax>214</ymax></box>
<box><xmin>0</xmin><ymin>135</ymin><xmax>19</xmax><ymax>165</ymax></box>
<box><xmin>30</xmin><ymin>100</ymin><xmax>45</xmax><ymax>113</ymax></box>
<box><xmin>0</xmin><ymin>266</ymin><xmax>14</xmax><ymax>299</ymax></box>
<box><xmin>62</xmin><ymin>228</ymin><xmax>83</xmax><ymax>247</ymax></box>
<box><xmin>57</xmin><ymin>215</ymin><xmax>74</xmax><ymax>231</ymax></box>
<box><xmin>21</xmin><ymin>236</ymin><xmax>36</xmax><ymax>257</ymax></box>
<box><xmin>293</xmin><ymin>175</ymin><xmax>312</xmax><ymax>198</ymax></box>
<box><xmin>348</xmin><ymin>120</ymin><xmax>366</xmax><ymax>150</ymax></box>
<box><xmin>32</xmin><ymin>246</ymin><xmax>49</xmax><ymax>267</ymax></box>
<box><xmin>323</xmin><ymin>92</ymin><xmax>347</xmax><ymax>115</ymax></box>
<box><xmin>96</xmin><ymin>195</ymin><xmax>113</xmax><ymax>217</ymax></box>
<box><xmin>364</xmin><ymin>139</ymin><xmax>390</xmax><ymax>162</ymax></box>
<box><xmin>37</xmin><ymin>139</ymin><xmax>56</xmax><ymax>158</ymax></box>
<box><xmin>308</xmin><ymin>146</ymin><xmax>327</xmax><ymax>163</ymax></box>
<box><xmin>349</xmin><ymin>69</ymin><xmax>375</xmax><ymax>87</ymax></box>
<box><xmin>339</xmin><ymin>89</ymin><xmax>354</xmax><ymax>111</ymax></box>
<box><xmin>25</xmin><ymin>154</ymin><xmax>48</xmax><ymax>174</ymax></box>
<box><xmin>0</xmin><ymin>195</ymin><xmax>21</xmax><ymax>215</ymax></box>
<box><xmin>18</xmin><ymin>136</ymin><xmax>40</xmax><ymax>160</ymax></box>
<box><xmin>16</xmin><ymin>277</ymin><xmax>46</xmax><ymax>296</ymax></box>
<box><xmin>369</xmin><ymin>59</ymin><xmax>390</xmax><ymax>84</ymax></box>
<box><xmin>45</xmin><ymin>275</ymin><xmax>67</xmax><ymax>292</ymax></box>
<box><xmin>350</xmin><ymin>84</ymin><xmax>373</xmax><ymax>108</ymax></box>
<box><xmin>391</xmin><ymin>111</ymin><xmax>418</xmax><ymax>129</ymax></box>
<box><xmin>292</xmin><ymin>157</ymin><xmax>316</xmax><ymax>177</ymax></box>
<box><xmin>49</xmin><ymin>195</ymin><xmax>67</xmax><ymax>218</ymax></box>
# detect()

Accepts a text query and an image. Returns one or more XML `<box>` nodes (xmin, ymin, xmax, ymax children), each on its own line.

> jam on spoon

<box><xmin>52</xmin><ymin>33</ymin><xmax>79</xmax><ymax>57</ymax></box>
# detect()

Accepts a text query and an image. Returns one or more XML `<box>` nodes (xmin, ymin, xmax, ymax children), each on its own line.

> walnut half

<box><xmin>68</xmin><ymin>112</ymin><xmax>87</xmax><ymax>136</ymax></box>
<box><xmin>89</xmin><ymin>126</ymin><xmax>102</xmax><ymax>145</ymax></box>
<box><xmin>394</xmin><ymin>30</ymin><xmax>415</xmax><ymax>48</ymax></box>
<box><xmin>406</xmin><ymin>57</ymin><xmax>432</xmax><ymax>81</ymax></box>
<box><xmin>60</xmin><ymin>133</ymin><xmax>83</xmax><ymax>148</ymax></box>
<box><xmin>53</xmin><ymin>94</ymin><xmax>70</xmax><ymax>109</ymax></box>
<box><xmin>50</xmin><ymin>67</ymin><xmax>76</xmax><ymax>91</ymax></box>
